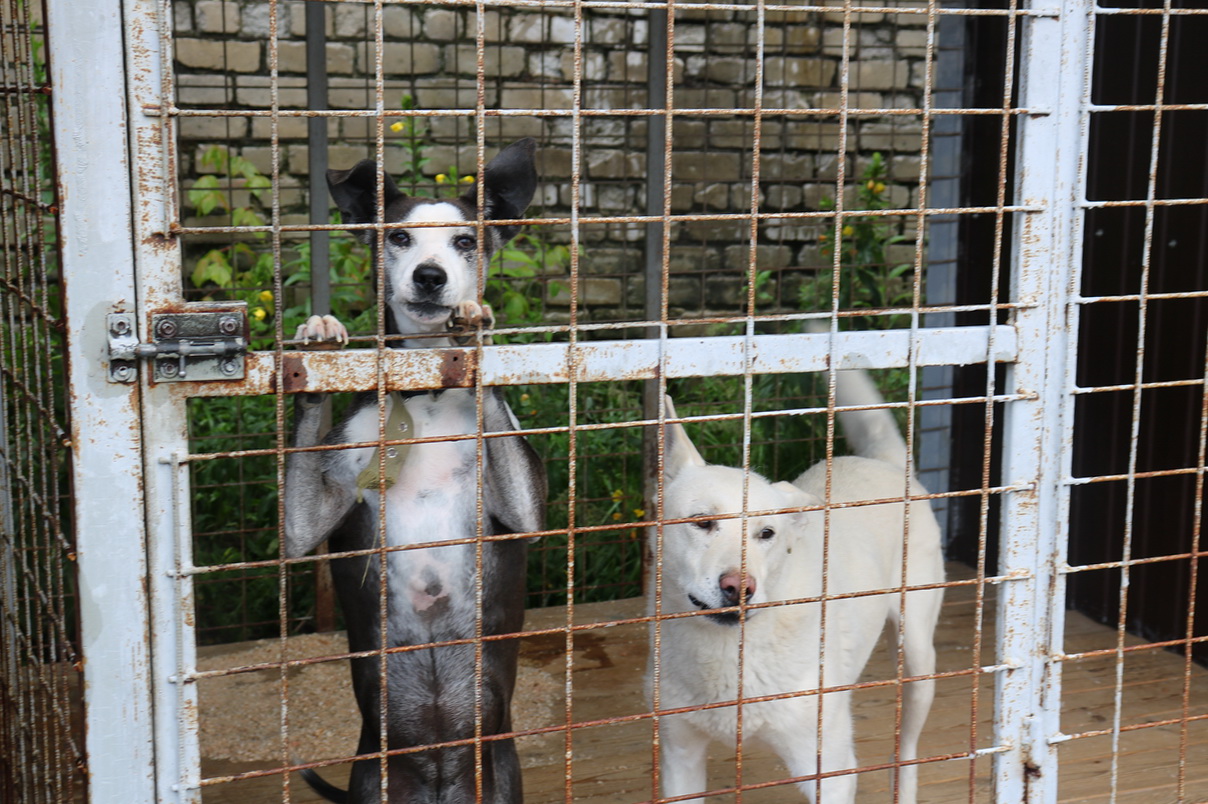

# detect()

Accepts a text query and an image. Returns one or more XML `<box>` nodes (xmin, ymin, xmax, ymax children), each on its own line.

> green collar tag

<box><xmin>355</xmin><ymin>396</ymin><xmax>415</xmax><ymax>502</ymax></box>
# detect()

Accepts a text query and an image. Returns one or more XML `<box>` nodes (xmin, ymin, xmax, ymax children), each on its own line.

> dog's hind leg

<box><xmin>891</xmin><ymin>586</ymin><xmax>942</xmax><ymax>804</ymax></box>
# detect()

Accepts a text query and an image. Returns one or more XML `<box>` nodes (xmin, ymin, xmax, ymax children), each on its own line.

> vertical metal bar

<box><xmin>995</xmin><ymin>0</ymin><xmax>1092</xmax><ymax>800</ymax></box>
<box><xmin>306</xmin><ymin>1</ymin><xmax>331</xmax><ymax>319</ymax></box>
<box><xmin>918</xmin><ymin>2</ymin><xmax>968</xmax><ymax>545</ymax></box>
<box><xmin>641</xmin><ymin>6</ymin><xmax>669</xmax><ymax>526</ymax></box>
<box><xmin>122</xmin><ymin>0</ymin><xmax>200</xmax><ymax>801</ymax></box>
<box><xmin>44</xmin><ymin>0</ymin><xmax>158</xmax><ymax>802</ymax></box>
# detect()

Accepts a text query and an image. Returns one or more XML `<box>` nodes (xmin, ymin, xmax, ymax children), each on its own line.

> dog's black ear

<box><xmin>463</xmin><ymin>138</ymin><xmax>538</xmax><ymax>243</ymax></box>
<box><xmin>327</xmin><ymin>159</ymin><xmax>403</xmax><ymax>244</ymax></box>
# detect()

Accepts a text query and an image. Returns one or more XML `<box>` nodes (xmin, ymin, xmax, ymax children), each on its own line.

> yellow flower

<box><xmin>842</xmin><ymin>225</ymin><xmax>854</xmax><ymax>237</ymax></box>
<box><xmin>252</xmin><ymin>307</ymin><xmax>267</xmax><ymax>321</ymax></box>
<box><xmin>610</xmin><ymin>489</ymin><xmax>624</xmax><ymax>503</ymax></box>
<box><xmin>390</xmin><ymin>121</ymin><xmax>405</xmax><ymax>133</ymax></box>
<box><xmin>460</xmin><ymin>175</ymin><xmax>475</xmax><ymax>184</ymax></box>
<box><xmin>818</xmin><ymin>233</ymin><xmax>828</xmax><ymax>242</ymax></box>
<box><xmin>633</xmin><ymin>508</ymin><xmax>645</xmax><ymax>519</ymax></box>
<box><xmin>435</xmin><ymin>173</ymin><xmax>448</xmax><ymax>184</ymax></box>
<box><xmin>519</xmin><ymin>393</ymin><xmax>530</xmax><ymax>403</ymax></box>
<box><xmin>866</xmin><ymin>179</ymin><xmax>876</xmax><ymax>190</ymax></box>
<box><xmin>612</xmin><ymin>512</ymin><xmax>623</xmax><ymax>522</ymax></box>
<box><xmin>258</xmin><ymin>290</ymin><xmax>273</xmax><ymax>304</ymax></box>
<box><xmin>873</xmin><ymin>182</ymin><xmax>886</xmax><ymax>194</ymax></box>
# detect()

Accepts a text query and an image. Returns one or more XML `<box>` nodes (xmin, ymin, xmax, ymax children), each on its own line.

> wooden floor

<box><xmin>200</xmin><ymin>564</ymin><xmax>1208</xmax><ymax>803</ymax></box>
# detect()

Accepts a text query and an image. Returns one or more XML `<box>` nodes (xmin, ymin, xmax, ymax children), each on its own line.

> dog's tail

<box><xmin>299</xmin><ymin>767</ymin><xmax>349</xmax><ymax>803</ymax></box>
<box><xmin>833</xmin><ymin>368</ymin><xmax>909</xmax><ymax>469</ymax></box>
<box><xmin>807</xmin><ymin>320</ymin><xmax>909</xmax><ymax>469</ymax></box>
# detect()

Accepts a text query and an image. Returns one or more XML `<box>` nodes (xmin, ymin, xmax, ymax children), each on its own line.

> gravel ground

<box><xmin>197</xmin><ymin>632</ymin><xmax>560</xmax><ymax>766</ymax></box>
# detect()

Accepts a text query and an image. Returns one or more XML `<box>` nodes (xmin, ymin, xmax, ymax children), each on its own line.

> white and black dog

<box><xmin>650</xmin><ymin>367</ymin><xmax>944</xmax><ymax>804</ymax></box>
<box><xmin>285</xmin><ymin>139</ymin><xmax>546</xmax><ymax>804</ymax></box>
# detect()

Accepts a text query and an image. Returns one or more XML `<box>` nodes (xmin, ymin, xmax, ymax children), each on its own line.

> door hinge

<box><xmin>107</xmin><ymin>310</ymin><xmax>248</xmax><ymax>383</ymax></box>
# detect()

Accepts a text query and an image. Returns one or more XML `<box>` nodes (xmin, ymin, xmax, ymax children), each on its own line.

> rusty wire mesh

<box><xmin>29</xmin><ymin>0</ymin><xmax>1203</xmax><ymax>802</ymax></box>
<box><xmin>0</xmin><ymin>1</ymin><xmax>81</xmax><ymax>802</ymax></box>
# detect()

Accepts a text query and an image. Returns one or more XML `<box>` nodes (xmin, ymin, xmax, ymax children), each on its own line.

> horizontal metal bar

<box><xmin>179</xmin><ymin>326</ymin><xmax>1016</xmax><ymax>398</ymax></box>
<box><xmin>168</xmin><ymin>105</ymin><xmax>1048</xmax><ymax>119</ymax></box>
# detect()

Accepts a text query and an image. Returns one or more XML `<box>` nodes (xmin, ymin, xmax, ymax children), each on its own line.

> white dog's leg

<box><xmin>659</xmin><ymin>716</ymin><xmax>710</xmax><ymax>804</ymax></box>
<box><xmin>779</xmin><ymin>694</ymin><xmax>857</xmax><ymax>804</ymax></box>
<box><xmin>892</xmin><ymin>588</ymin><xmax>942</xmax><ymax>804</ymax></box>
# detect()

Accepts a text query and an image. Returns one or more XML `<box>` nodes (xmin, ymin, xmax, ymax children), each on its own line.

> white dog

<box><xmin>648</xmin><ymin>368</ymin><xmax>945</xmax><ymax>804</ymax></box>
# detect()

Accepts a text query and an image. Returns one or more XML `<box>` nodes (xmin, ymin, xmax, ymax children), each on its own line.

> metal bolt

<box><xmin>111</xmin><ymin>318</ymin><xmax>130</xmax><ymax>336</ymax></box>
<box><xmin>220</xmin><ymin>358</ymin><xmax>238</xmax><ymax>376</ymax></box>
<box><xmin>397</xmin><ymin>420</ymin><xmax>409</xmax><ymax>433</ymax></box>
<box><xmin>160</xmin><ymin>361</ymin><xmax>179</xmax><ymax>379</ymax></box>
<box><xmin>385</xmin><ymin>448</ymin><xmax>398</xmax><ymax>459</ymax></box>
<box><xmin>156</xmin><ymin>319</ymin><xmax>178</xmax><ymax>339</ymax></box>
<box><xmin>112</xmin><ymin>362</ymin><xmax>133</xmax><ymax>381</ymax></box>
<box><xmin>218</xmin><ymin>316</ymin><xmax>238</xmax><ymax>335</ymax></box>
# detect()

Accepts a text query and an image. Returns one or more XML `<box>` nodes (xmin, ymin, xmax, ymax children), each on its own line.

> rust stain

<box><xmin>141</xmin><ymin>231</ymin><xmax>176</xmax><ymax>253</ymax></box>
<box><xmin>281</xmin><ymin>353</ymin><xmax>308</xmax><ymax>394</ymax></box>
<box><xmin>439</xmin><ymin>349</ymin><xmax>477</xmax><ymax>388</ymax></box>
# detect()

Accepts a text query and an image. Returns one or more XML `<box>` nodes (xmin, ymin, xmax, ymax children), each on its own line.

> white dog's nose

<box><xmin>718</xmin><ymin>571</ymin><xmax>756</xmax><ymax>606</ymax></box>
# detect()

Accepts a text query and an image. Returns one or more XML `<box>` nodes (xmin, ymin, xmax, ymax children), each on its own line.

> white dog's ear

<box><xmin>772</xmin><ymin>481</ymin><xmax>821</xmax><ymax>526</ymax></box>
<box><xmin>662</xmin><ymin>395</ymin><xmax>705</xmax><ymax>481</ymax></box>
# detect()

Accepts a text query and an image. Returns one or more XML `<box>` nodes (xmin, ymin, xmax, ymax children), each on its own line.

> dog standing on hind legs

<box><xmin>649</xmin><ymin>367</ymin><xmax>944</xmax><ymax>804</ymax></box>
<box><xmin>285</xmin><ymin>139</ymin><xmax>546</xmax><ymax>804</ymax></box>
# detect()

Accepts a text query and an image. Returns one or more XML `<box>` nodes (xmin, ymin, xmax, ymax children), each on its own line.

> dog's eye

<box><xmin>689</xmin><ymin>515</ymin><xmax>715</xmax><ymax>532</ymax></box>
<box><xmin>387</xmin><ymin>230</ymin><xmax>411</xmax><ymax>248</ymax></box>
<box><xmin>452</xmin><ymin>234</ymin><xmax>476</xmax><ymax>251</ymax></box>
<box><xmin>757</xmin><ymin>527</ymin><xmax>775</xmax><ymax>541</ymax></box>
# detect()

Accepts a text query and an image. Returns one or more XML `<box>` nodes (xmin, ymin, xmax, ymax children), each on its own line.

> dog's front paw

<box><xmin>447</xmin><ymin>301</ymin><xmax>494</xmax><ymax>345</ymax></box>
<box><xmin>294</xmin><ymin>314</ymin><xmax>349</xmax><ymax>349</ymax></box>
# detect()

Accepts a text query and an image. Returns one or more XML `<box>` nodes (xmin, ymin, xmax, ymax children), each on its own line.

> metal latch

<box><xmin>107</xmin><ymin>310</ymin><xmax>247</xmax><ymax>383</ymax></box>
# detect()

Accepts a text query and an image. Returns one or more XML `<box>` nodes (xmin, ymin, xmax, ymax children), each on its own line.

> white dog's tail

<box><xmin>833</xmin><ymin>367</ymin><xmax>909</xmax><ymax>469</ymax></box>
<box><xmin>807</xmin><ymin>320</ymin><xmax>909</xmax><ymax>469</ymax></box>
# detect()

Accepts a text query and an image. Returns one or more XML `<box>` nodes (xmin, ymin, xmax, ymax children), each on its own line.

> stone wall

<box><xmin>172</xmin><ymin>0</ymin><xmax>932</xmax><ymax>327</ymax></box>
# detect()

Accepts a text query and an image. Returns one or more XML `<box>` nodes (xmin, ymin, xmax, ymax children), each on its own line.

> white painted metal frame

<box><xmin>993</xmin><ymin>0</ymin><xmax>1091</xmax><ymax>799</ymax></box>
<box><xmin>46</xmin><ymin>0</ymin><xmax>157</xmax><ymax>802</ymax></box>
<box><xmin>52</xmin><ymin>1</ymin><xmax>1107</xmax><ymax>803</ymax></box>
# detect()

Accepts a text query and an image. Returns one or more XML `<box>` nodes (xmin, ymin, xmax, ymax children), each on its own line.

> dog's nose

<box><xmin>413</xmin><ymin>263</ymin><xmax>447</xmax><ymax>293</ymax></box>
<box><xmin>718</xmin><ymin>572</ymin><xmax>756</xmax><ymax>606</ymax></box>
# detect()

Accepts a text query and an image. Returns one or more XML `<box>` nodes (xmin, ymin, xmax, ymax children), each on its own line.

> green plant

<box><xmin>799</xmin><ymin>152</ymin><xmax>916</xmax><ymax>329</ymax></box>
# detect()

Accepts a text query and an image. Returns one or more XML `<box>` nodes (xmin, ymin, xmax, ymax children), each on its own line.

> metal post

<box><xmin>122</xmin><ymin>0</ymin><xmax>201</xmax><ymax>800</ymax></box>
<box><xmin>641</xmin><ymin>6</ymin><xmax>669</xmax><ymax>540</ymax></box>
<box><xmin>306</xmin><ymin>1</ymin><xmax>331</xmax><ymax>319</ymax></box>
<box><xmin>304</xmin><ymin>0</ymin><xmax>338</xmax><ymax>633</ymax></box>
<box><xmin>45</xmin><ymin>0</ymin><xmax>158</xmax><ymax>800</ymax></box>
<box><xmin>918</xmin><ymin>6</ymin><xmax>967</xmax><ymax>546</ymax></box>
<box><xmin>994</xmin><ymin>0</ymin><xmax>1092</xmax><ymax>800</ymax></box>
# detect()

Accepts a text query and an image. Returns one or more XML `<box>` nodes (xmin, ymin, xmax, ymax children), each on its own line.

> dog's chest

<box><xmin>662</xmin><ymin>609</ymin><xmax>825</xmax><ymax>736</ymax></box>
<box><xmin>341</xmin><ymin>391</ymin><xmax>483</xmax><ymax>618</ymax></box>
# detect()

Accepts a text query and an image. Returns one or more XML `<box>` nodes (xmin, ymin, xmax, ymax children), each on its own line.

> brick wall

<box><xmin>172</xmin><ymin>0</ymin><xmax>932</xmax><ymax>328</ymax></box>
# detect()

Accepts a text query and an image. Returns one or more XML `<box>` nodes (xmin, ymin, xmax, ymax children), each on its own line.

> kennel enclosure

<box><xmin>2</xmin><ymin>0</ymin><xmax>1206</xmax><ymax>802</ymax></box>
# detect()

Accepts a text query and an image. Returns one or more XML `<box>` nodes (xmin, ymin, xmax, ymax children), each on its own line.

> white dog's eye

<box><xmin>452</xmin><ymin>234</ymin><xmax>476</xmax><ymax>251</ymax></box>
<box><xmin>689</xmin><ymin>515</ymin><xmax>715</xmax><ymax>532</ymax></box>
<box><xmin>387</xmin><ymin>229</ymin><xmax>411</xmax><ymax>248</ymax></box>
<box><xmin>757</xmin><ymin>527</ymin><xmax>775</xmax><ymax>541</ymax></box>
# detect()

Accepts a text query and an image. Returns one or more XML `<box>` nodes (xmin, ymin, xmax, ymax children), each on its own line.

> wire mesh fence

<box><xmin>0</xmin><ymin>1</ymin><xmax>81</xmax><ymax>801</ymax></box>
<box><xmin>3</xmin><ymin>0</ymin><xmax>1207</xmax><ymax>802</ymax></box>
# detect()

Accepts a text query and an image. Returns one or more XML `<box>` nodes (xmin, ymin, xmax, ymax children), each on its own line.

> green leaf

<box><xmin>190</xmin><ymin>249</ymin><xmax>234</xmax><ymax>288</ymax></box>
